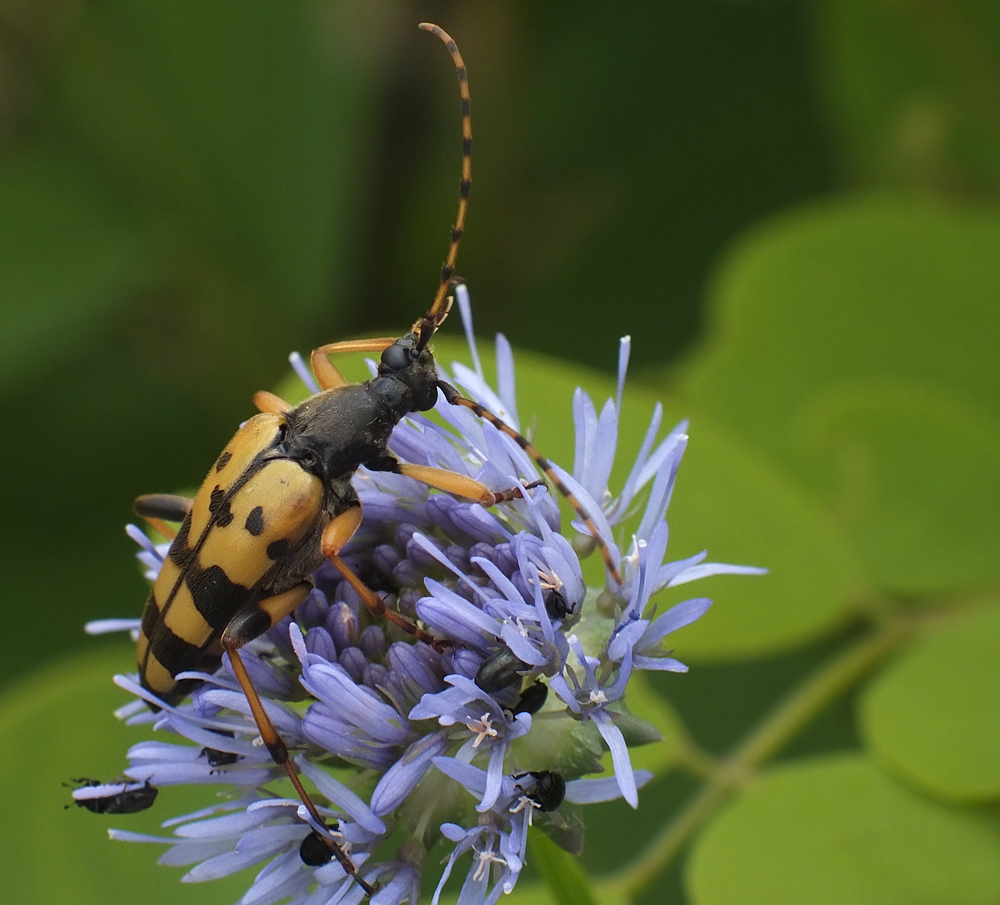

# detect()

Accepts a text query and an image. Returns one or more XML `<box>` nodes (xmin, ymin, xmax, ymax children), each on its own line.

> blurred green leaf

<box><xmin>616</xmin><ymin>673</ymin><xmax>683</xmax><ymax>775</ymax></box>
<box><xmin>815</xmin><ymin>0</ymin><xmax>1000</xmax><ymax>193</ymax></box>
<box><xmin>798</xmin><ymin>379</ymin><xmax>1000</xmax><ymax>592</ymax></box>
<box><xmin>0</xmin><ymin>150</ymin><xmax>148</xmax><ymax>390</ymax></box>
<box><xmin>685</xmin><ymin>196</ymin><xmax>1000</xmax><ymax>594</ymax></box>
<box><xmin>861</xmin><ymin>600</ymin><xmax>1000</xmax><ymax>802</ymax></box>
<box><xmin>0</xmin><ymin>645</ymin><xmax>258</xmax><ymax>905</ymax></box>
<box><xmin>530</xmin><ymin>829</ymin><xmax>600</xmax><ymax>905</ymax></box>
<box><xmin>687</xmin><ymin>755</ymin><xmax>1000</xmax><ymax>905</ymax></box>
<box><xmin>664</xmin><ymin>415</ymin><xmax>862</xmax><ymax>659</ymax></box>
<box><xmin>51</xmin><ymin>0</ymin><xmax>355</xmax><ymax>315</ymax></box>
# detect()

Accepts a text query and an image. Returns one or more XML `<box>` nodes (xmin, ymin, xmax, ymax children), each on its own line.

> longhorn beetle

<box><xmin>131</xmin><ymin>22</ymin><xmax>620</xmax><ymax>896</ymax></box>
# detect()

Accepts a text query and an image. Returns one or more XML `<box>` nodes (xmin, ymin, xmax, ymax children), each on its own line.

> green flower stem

<box><xmin>600</xmin><ymin>615</ymin><xmax>915</xmax><ymax>900</ymax></box>
<box><xmin>672</xmin><ymin>734</ymin><xmax>720</xmax><ymax>780</ymax></box>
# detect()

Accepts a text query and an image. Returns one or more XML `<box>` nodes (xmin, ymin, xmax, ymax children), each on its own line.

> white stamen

<box><xmin>510</xmin><ymin>794</ymin><xmax>541</xmax><ymax>824</ymax></box>
<box><xmin>467</xmin><ymin>714</ymin><xmax>498</xmax><ymax>748</ymax></box>
<box><xmin>537</xmin><ymin>568</ymin><xmax>564</xmax><ymax>593</ymax></box>
<box><xmin>472</xmin><ymin>847</ymin><xmax>507</xmax><ymax>882</ymax></box>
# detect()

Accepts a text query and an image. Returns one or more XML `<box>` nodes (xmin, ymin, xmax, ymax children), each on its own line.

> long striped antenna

<box><xmin>437</xmin><ymin>380</ymin><xmax>623</xmax><ymax>585</ymax></box>
<box><xmin>419</xmin><ymin>22</ymin><xmax>471</xmax><ymax>329</ymax></box>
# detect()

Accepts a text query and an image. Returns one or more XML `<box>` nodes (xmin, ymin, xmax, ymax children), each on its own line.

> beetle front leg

<box><xmin>310</xmin><ymin>337</ymin><xmax>397</xmax><ymax>391</ymax></box>
<box><xmin>321</xmin><ymin>504</ymin><xmax>449</xmax><ymax>650</ymax></box>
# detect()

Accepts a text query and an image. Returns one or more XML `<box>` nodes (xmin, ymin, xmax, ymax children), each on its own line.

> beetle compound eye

<box><xmin>380</xmin><ymin>344</ymin><xmax>410</xmax><ymax>372</ymax></box>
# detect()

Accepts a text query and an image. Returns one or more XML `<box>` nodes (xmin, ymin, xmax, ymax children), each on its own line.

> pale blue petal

<box><xmin>564</xmin><ymin>770</ymin><xmax>653</xmax><ymax>804</ymax></box>
<box><xmin>549</xmin><ymin>674</ymin><xmax>581</xmax><ymax>714</ymax></box>
<box><xmin>183</xmin><ymin>848</ymin><xmax>265</xmax><ymax>882</ymax></box>
<box><xmin>615</xmin><ymin>335</ymin><xmax>630</xmax><ymax>412</ymax></box>
<box><xmin>370</xmin><ymin>732</ymin><xmax>448</xmax><ymax>816</ymax></box>
<box><xmin>572</xmin><ymin>387</ymin><xmax>598</xmax><ymax>481</ymax></box>
<box><xmin>610</xmin><ymin>403</ymin><xmax>663</xmax><ymax>521</ymax></box>
<box><xmin>498</xmin><ymin>624</ymin><xmax>547</xmax><ymax>667</ymax></box>
<box><xmin>433</xmin><ymin>756</ymin><xmax>488</xmax><ymax>797</ymax></box>
<box><xmin>642</xmin><ymin>597</ymin><xmax>713</xmax><ymax>644</ymax></box>
<box><xmin>592</xmin><ymin>711</ymin><xmax>638</xmax><ymax>808</ymax></box>
<box><xmin>636</xmin><ymin>434</ymin><xmax>687</xmax><ymax>542</ymax></box>
<box><xmin>653</xmin><ymin>550</ymin><xmax>707</xmax><ymax>592</ymax></box>
<box><xmin>588</xmin><ymin>395</ymin><xmax>619</xmax><ymax>499</ymax></box>
<box><xmin>550</xmin><ymin>464</ymin><xmax>621</xmax><ymax>574</ymax></box>
<box><xmin>494</xmin><ymin>332</ymin><xmax>519</xmax><ymax>427</ymax></box>
<box><xmin>634</xmin><ymin>655</ymin><xmax>688</xmax><ymax>672</ymax></box>
<box><xmin>289</xmin><ymin>350</ymin><xmax>320</xmax><ymax>394</ymax></box>
<box><xmin>295</xmin><ymin>757</ymin><xmax>385</xmax><ymax>835</ymax></box>
<box><xmin>667</xmin><ymin>562</ymin><xmax>768</xmax><ymax>586</ymax></box>
<box><xmin>635</xmin><ymin>419</ymin><xmax>689</xmax><ymax>491</ymax></box>
<box><xmin>455</xmin><ymin>283</ymin><xmax>484</xmax><ymax>379</ymax></box>
<box><xmin>477</xmin><ymin>741</ymin><xmax>507</xmax><ymax>812</ymax></box>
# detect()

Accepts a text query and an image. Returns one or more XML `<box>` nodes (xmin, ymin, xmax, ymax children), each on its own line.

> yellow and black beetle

<box><xmin>130</xmin><ymin>23</ymin><xmax>620</xmax><ymax>894</ymax></box>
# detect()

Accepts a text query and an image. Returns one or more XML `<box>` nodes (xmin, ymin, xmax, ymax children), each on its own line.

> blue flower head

<box><xmin>85</xmin><ymin>284</ymin><xmax>763</xmax><ymax>903</ymax></box>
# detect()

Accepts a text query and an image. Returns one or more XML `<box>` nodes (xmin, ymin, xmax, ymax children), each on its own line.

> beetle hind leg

<box><xmin>133</xmin><ymin>493</ymin><xmax>193</xmax><ymax>541</ymax></box>
<box><xmin>219</xmin><ymin>583</ymin><xmax>375</xmax><ymax>896</ymax></box>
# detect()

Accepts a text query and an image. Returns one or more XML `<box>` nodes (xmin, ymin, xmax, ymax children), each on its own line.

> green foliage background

<box><xmin>1</xmin><ymin>1</ymin><xmax>998</xmax><ymax>903</ymax></box>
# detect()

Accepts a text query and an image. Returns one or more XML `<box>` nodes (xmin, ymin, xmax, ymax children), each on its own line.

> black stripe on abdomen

<box><xmin>146</xmin><ymin>625</ymin><xmax>205</xmax><ymax>687</ymax></box>
<box><xmin>187</xmin><ymin>564</ymin><xmax>254</xmax><ymax>631</ymax></box>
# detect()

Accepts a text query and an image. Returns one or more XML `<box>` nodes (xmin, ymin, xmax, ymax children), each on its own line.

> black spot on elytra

<box><xmin>244</xmin><ymin>506</ymin><xmax>265</xmax><ymax>537</ymax></box>
<box><xmin>266</xmin><ymin>539</ymin><xmax>291</xmax><ymax>561</ymax></box>
<box><xmin>215</xmin><ymin>451</ymin><xmax>233</xmax><ymax>473</ymax></box>
<box><xmin>209</xmin><ymin>485</ymin><xmax>234</xmax><ymax>527</ymax></box>
<box><xmin>169</xmin><ymin>514</ymin><xmax>193</xmax><ymax>565</ymax></box>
